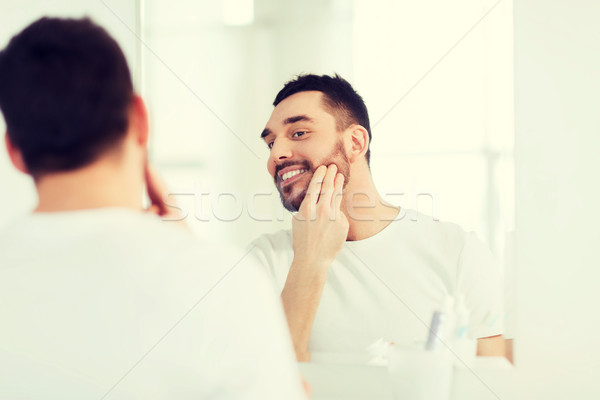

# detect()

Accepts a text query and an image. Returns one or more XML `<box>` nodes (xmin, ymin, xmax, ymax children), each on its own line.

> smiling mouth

<box><xmin>280</xmin><ymin>168</ymin><xmax>307</xmax><ymax>187</ymax></box>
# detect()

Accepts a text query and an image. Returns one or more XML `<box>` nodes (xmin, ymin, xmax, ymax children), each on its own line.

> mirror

<box><xmin>141</xmin><ymin>0</ymin><xmax>515</xmax><ymax>360</ymax></box>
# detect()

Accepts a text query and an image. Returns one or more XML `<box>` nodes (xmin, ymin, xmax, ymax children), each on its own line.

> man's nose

<box><xmin>270</xmin><ymin>139</ymin><xmax>293</xmax><ymax>162</ymax></box>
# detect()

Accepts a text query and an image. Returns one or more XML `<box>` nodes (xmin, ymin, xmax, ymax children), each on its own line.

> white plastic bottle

<box><xmin>425</xmin><ymin>295</ymin><xmax>455</xmax><ymax>351</ymax></box>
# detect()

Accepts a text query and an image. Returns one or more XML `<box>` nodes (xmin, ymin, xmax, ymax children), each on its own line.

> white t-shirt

<box><xmin>249</xmin><ymin>209</ymin><xmax>504</xmax><ymax>354</ymax></box>
<box><xmin>0</xmin><ymin>208</ymin><xmax>306</xmax><ymax>400</ymax></box>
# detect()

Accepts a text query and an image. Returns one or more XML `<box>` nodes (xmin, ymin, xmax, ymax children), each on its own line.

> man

<box><xmin>0</xmin><ymin>17</ymin><xmax>306</xmax><ymax>399</ymax></box>
<box><xmin>252</xmin><ymin>74</ymin><xmax>505</xmax><ymax>361</ymax></box>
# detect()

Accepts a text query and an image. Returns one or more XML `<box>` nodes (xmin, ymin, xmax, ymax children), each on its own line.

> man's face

<box><xmin>261</xmin><ymin>91</ymin><xmax>350</xmax><ymax>211</ymax></box>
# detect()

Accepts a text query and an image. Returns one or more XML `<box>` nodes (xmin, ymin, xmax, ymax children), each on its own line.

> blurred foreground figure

<box><xmin>0</xmin><ymin>17</ymin><xmax>306</xmax><ymax>399</ymax></box>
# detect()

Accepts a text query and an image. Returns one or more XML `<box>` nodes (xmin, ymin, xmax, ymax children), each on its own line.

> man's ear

<box><xmin>4</xmin><ymin>133</ymin><xmax>29</xmax><ymax>175</ymax></box>
<box><xmin>347</xmin><ymin>125</ymin><xmax>370</xmax><ymax>163</ymax></box>
<box><xmin>130</xmin><ymin>95</ymin><xmax>149</xmax><ymax>147</ymax></box>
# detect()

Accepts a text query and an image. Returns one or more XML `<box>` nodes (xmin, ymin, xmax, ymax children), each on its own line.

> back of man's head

<box><xmin>0</xmin><ymin>17</ymin><xmax>134</xmax><ymax>178</ymax></box>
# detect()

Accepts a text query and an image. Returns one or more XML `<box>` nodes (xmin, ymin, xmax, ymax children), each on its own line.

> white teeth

<box><xmin>282</xmin><ymin>169</ymin><xmax>306</xmax><ymax>182</ymax></box>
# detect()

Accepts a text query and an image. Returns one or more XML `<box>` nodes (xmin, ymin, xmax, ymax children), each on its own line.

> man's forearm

<box><xmin>476</xmin><ymin>335</ymin><xmax>506</xmax><ymax>357</ymax></box>
<box><xmin>281</xmin><ymin>258</ymin><xmax>329</xmax><ymax>362</ymax></box>
<box><xmin>281</xmin><ymin>165</ymin><xmax>347</xmax><ymax>361</ymax></box>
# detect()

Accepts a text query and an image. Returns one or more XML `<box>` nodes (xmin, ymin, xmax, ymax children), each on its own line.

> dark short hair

<box><xmin>273</xmin><ymin>74</ymin><xmax>372</xmax><ymax>165</ymax></box>
<box><xmin>0</xmin><ymin>17</ymin><xmax>134</xmax><ymax>177</ymax></box>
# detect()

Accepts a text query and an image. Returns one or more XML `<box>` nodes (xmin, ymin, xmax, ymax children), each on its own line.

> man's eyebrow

<box><xmin>260</xmin><ymin>128</ymin><xmax>272</xmax><ymax>139</ymax></box>
<box><xmin>283</xmin><ymin>115</ymin><xmax>313</xmax><ymax>125</ymax></box>
<box><xmin>260</xmin><ymin>115</ymin><xmax>313</xmax><ymax>139</ymax></box>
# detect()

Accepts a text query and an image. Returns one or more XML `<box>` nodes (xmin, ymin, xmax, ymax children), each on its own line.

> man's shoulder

<box><xmin>0</xmin><ymin>209</ymin><xmax>199</xmax><ymax>267</ymax></box>
<box><xmin>370</xmin><ymin>209</ymin><xmax>486</xmax><ymax>266</ymax></box>
<box><xmin>247</xmin><ymin>229</ymin><xmax>295</xmax><ymax>280</ymax></box>
<box><xmin>393</xmin><ymin>209</ymin><xmax>469</xmax><ymax>243</ymax></box>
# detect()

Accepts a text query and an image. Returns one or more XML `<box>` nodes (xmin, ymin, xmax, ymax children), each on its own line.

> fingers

<box><xmin>332</xmin><ymin>173</ymin><xmax>344</xmax><ymax>212</ymax></box>
<box><xmin>318</xmin><ymin>164</ymin><xmax>338</xmax><ymax>207</ymax></box>
<box><xmin>298</xmin><ymin>164</ymin><xmax>345</xmax><ymax>220</ymax></box>
<box><xmin>299</xmin><ymin>165</ymin><xmax>327</xmax><ymax>213</ymax></box>
<box><xmin>145</xmin><ymin>165</ymin><xmax>169</xmax><ymax>215</ymax></box>
<box><xmin>145</xmin><ymin>204</ymin><xmax>161</xmax><ymax>215</ymax></box>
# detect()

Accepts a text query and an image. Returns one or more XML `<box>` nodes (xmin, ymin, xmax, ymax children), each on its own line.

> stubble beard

<box><xmin>275</xmin><ymin>141</ymin><xmax>350</xmax><ymax>212</ymax></box>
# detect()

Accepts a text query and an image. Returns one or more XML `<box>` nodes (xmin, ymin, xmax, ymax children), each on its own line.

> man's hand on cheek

<box><xmin>144</xmin><ymin>165</ymin><xmax>189</xmax><ymax>231</ymax></box>
<box><xmin>291</xmin><ymin>164</ymin><xmax>349</xmax><ymax>269</ymax></box>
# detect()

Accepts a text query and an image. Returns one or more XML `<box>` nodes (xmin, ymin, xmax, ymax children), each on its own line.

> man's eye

<box><xmin>267</xmin><ymin>141</ymin><xmax>274</xmax><ymax>149</ymax></box>
<box><xmin>293</xmin><ymin>131</ymin><xmax>307</xmax><ymax>138</ymax></box>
